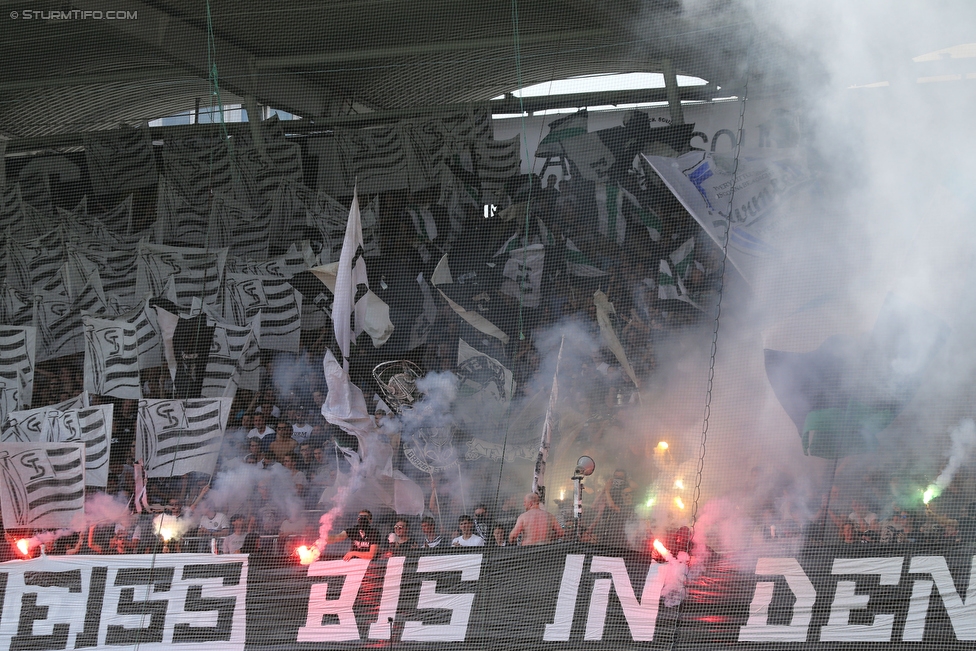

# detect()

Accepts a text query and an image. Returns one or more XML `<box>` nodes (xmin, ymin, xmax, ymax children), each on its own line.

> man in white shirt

<box><xmin>247</xmin><ymin>412</ymin><xmax>275</xmax><ymax>451</ymax></box>
<box><xmin>197</xmin><ymin>503</ymin><xmax>231</xmax><ymax>537</ymax></box>
<box><xmin>289</xmin><ymin>406</ymin><xmax>314</xmax><ymax>444</ymax></box>
<box><xmin>451</xmin><ymin>514</ymin><xmax>485</xmax><ymax>547</ymax></box>
<box><xmin>222</xmin><ymin>515</ymin><xmax>247</xmax><ymax>554</ymax></box>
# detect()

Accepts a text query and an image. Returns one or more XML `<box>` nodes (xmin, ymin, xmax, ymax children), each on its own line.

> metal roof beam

<box><xmin>256</xmin><ymin>28</ymin><xmax>611</xmax><ymax>68</ymax></box>
<box><xmin>3</xmin><ymin>85</ymin><xmax>722</xmax><ymax>154</ymax></box>
<box><xmin>71</xmin><ymin>0</ymin><xmax>337</xmax><ymax>118</ymax></box>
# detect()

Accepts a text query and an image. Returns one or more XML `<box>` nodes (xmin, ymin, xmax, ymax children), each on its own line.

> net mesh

<box><xmin>0</xmin><ymin>1</ymin><xmax>975</xmax><ymax>649</ymax></box>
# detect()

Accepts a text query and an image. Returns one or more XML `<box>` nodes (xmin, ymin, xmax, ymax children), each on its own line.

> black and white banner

<box><xmin>202</xmin><ymin>314</ymin><xmax>261</xmax><ymax>398</ymax></box>
<box><xmin>83</xmin><ymin>314</ymin><xmax>142</xmax><ymax>399</ymax></box>
<box><xmin>0</xmin><ymin>441</ymin><xmax>85</xmax><ymax>528</ymax></box>
<box><xmin>2</xmin><ymin>545</ymin><xmax>975</xmax><ymax>649</ymax></box>
<box><xmin>138</xmin><ymin>242</ymin><xmax>228</xmax><ymax>309</ymax></box>
<box><xmin>0</xmin><ymin>326</ymin><xmax>35</xmax><ymax>414</ymax></box>
<box><xmin>1</xmin><ymin>403</ymin><xmax>113</xmax><ymax>487</ymax></box>
<box><xmin>136</xmin><ymin>398</ymin><xmax>231</xmax><ymax>478</ymax></box>
<box><xmin>224</xmin><ymin>273</ymin><xmax>302</xmax><ymax>353</ymax></box>
<box><xmin>0</xmin><ymin>555</ymin><xmax>246</xmax><ymax>650</ymax></box>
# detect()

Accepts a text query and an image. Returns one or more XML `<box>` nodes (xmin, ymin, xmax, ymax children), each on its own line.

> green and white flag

<box><xmin>500</xmin><ymin>244</ymin><xmax>545</xmax><ymax>308</ymax></box>
<box><xmin>565</xmin><ymin>238</ymin><xmax>607</xmax><ymax>278</ymax></box>
<box><xmin>658</xmin><ymin>237</ymin><xmax>703</xmax><ymax>310</ymax></box>
<box><xmin>595</xmin><ymin>182</ymin><xmax>627</xmax><ymax>245</ymax></box>
<box><xmin>535</xmin><ymin>110</ymin><xmax>588</xmax><ymax>159</ymax></box>
<box><xmin>620</xmin><ymin>185</ymin><xmax>663</xmax><ymax>242</ymax></box>
<box><xmin>595</xmin><ymin>183</ymin><xmax>663</xmax><ymax>245</ymax></box>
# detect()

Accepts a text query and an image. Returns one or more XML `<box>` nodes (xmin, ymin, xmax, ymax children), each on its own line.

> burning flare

<box><xmin>296</xmin><ymin>545</ymin><xmax>321</xmax><ymax>565</ymax></box>
<box><xmin>15</xmin><ymin>539</ymin><xmax>31</xmax><ymax>557</ymax></box>
<box><xmin>652</xmin><ymin>539</ymin><xmax>672</xmax><ymax>560</ymax></box>
<box><xmin>158</xmin><ymin>527</ymin><xmax>175</xmax><ymax>542</ymax></box>
<box><xmin>657</xmin><ymin>441</ymin><xmax>669</xmax><ymax>451</ymax></box>
<box><xmin>922</xmin><ymin>484</ymin><xmax>940</xmax><ymax>505</ymax></box>
<box><xmin>674</xmin><ymin>496</ymin><xmax>685</xmax><ymax>510</ymax></box>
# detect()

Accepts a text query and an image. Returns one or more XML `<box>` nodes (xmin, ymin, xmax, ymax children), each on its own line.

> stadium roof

<box><xmin>2</xmin><ymin>0</ymin><xmax>972</xmax><ymax>155</ymax></box>
<box><xmin>0</xmin><ymin>0</ymin><xmax>772</xmax><ymax>151</ymax></box>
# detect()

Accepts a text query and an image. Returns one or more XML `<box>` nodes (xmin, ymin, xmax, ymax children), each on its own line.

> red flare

<box><xmin>652</xmin><ymin>538</ymin><xmax>672</xmax><ymax>560</ymax></box>
<box><xmin>296</xmin><ymin>545</ymin><xmax>320</xmax><ymax>565</ymax></box>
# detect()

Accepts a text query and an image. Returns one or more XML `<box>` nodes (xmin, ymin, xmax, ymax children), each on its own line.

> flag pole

<box><xmin>532</xmin><ymin>335</ymin><xmax>564</xmax><ymax>504</ymax></box>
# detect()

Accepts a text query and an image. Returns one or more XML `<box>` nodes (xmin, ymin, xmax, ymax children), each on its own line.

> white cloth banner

<box><xmin>1</xmin><ymin>403</ymin><xmax>113</xmax><ymax>487</ymax></box>
<box><xmin>0</xmin><ymin>441</ymin><xmax>85</xmax><ymax>528</ymax></box>
<box><xmin>643</xmin><ymin>149</ymin><xmax>813</xmax><ymax>284</ymax></box>
<box><xmin>137</xmin><ymin>398</ymin><xmax>231</xmax><ymax>478</ymax></box>
<box><xmin>83</xmin><ymin>314</ymin><xmax>142</xmax><ymax>399</ymax></box>
<box><xmin>333</xmin><ymin>188</ymin><xmax>369</xmax><ymax>367</ymax></box>
<box><xmin>0</xmin><ymin>326</ymin><xmax>35</xmax><ymax>412</ymax></box>
<box><xmin>0</xmin><ymin>554</ymin><xmax>248</xmax><ymax>651</ymax></box>
<box><xmin>223</xmin><ymin>273</ymin><xmax>302</xmax><ymax>352</ymax></box>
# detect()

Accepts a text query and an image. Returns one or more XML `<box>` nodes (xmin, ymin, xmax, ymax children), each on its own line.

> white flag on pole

<box><xmin>137</xmin><ymin>398</ymin><xmax>231</xmax><ymax>478</ymax></box>
<box><xmin>2</xmin><ymin>404</ymin><xmax>113</xmax><ymax>487</ymax></box>
<box><xmin>0</xmin><ymin>442</ymin><xmax>86</xmax><ymax>528</ymax></box>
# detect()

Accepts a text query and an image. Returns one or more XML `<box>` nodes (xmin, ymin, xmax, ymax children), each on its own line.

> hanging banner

<box><xmin>643</xmin><ymin>150</ymin><xmax>814</xmax><ymax>284</ymax></box>
<box><xmin>0</xmin><ymin>554</ymin><xmax>247</xmax><ymax>650</ymax></box>
<box><xmin>1</xmin><ymin>545</ymin><xmax>974</xmax><ymax>649</ymax></box>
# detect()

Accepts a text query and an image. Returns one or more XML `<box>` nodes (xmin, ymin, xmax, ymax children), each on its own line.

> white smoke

<box><xmin>934</xmin><ymin>418</ymin><xmax>976</xmax><ymax>491</ymax></box>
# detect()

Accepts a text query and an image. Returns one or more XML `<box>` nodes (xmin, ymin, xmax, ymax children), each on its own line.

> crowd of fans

<box><xmin>6</xmin><ymin>172</ymin><xmax>975</xmax><ymax>564</ymax></box>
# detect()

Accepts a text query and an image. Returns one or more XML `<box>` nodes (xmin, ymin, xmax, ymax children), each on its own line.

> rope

<box><xmin>493</xmin><ymin>0</ymin><xmax>531</xmax><ymax>509</ymax></box>
<box><xmin>689</xmin><ymin>78</ymin><xmax>749</xmax><ymax>538</ymax></box>
<box><xmin>509</xmin><ymin>0</ymin><xmax>535</xmax><ymax>343</ymax></box>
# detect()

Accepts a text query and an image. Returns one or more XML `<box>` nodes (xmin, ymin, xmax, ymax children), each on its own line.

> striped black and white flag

<box><xmin>1</xmin><ymin>282</ymin><xmax>33</xmax><ymax>326</ymax></box>
<box><xmin>298</xmin><ymin>183</ymin><xmax>350</xmax><ymax>254</ymax></box>
<box><xmin>6</xmin><ymin>231</ymin><xmax>64</xmax><ymax>292</ymax></box>
<box><xmin>442</xmin><ymin>105</ymin><xmax>493</xmax><ymax>141</ymax></box>
<box><xmin>138</xmin><ymin>242</ymin><xmax>227</xmax><ymax>309</ymax></box>
<box><xmin>99</xmin><ymin>296</ymin><xmax>162</xmax><ymax>369</ymax></box>
<box><xmin>136</xmin><ymin>398</ymin><xmax>231</xmax><ymax>478</ymax></box>
<box><xmin>1</xmin><ymin>187</ymin><xmax>50</xmax><ymax>241</ymax></box>
<box><xmin>85</xmin><ymin>127</ymin><xmax>159</xmax><ymax>196</ymax></box>
<box><xmin>208</xmin><ymin>194</ymin><xmax>272</xmax><ymax>261</ymax></box>
<box><xmin>201</xmin><ymin>314</ymin><xmax>261</xmax><ymax>399</ymax></box>
<box><xmin>0</xmin><ymin>385</ymin><xmax>18</xmax><ymax>432</ymax></box>
<box><xmin>43</xmin><ymin>256</ymin><xmax>98</xmax><ymax>303</ymax></box>
<box><xmin>83</xmin><ymin>314</ymin><xmax>141</xmax><ymax>399</ymax></box>
<box><xmin>2</xmin><ymin>404</ymin><xmax>113</xmax><ymax>487</ymax></box>
<box><xmin>67</xmin><ymin>245</ymin><xmax>139</xmax><ymax>307</ymax></box>
<box><xmin>153</xmin><ymin>175</ymin><xmax>210</xmax><ymax>247</ymax></box>
<box><xmin>32</xmin><ymin>272</ymin><xmax>108</xmax><ymax>361</ymax></box>
<box><xmin>0</xmin><ymin>326</ymin><xmax>35</xmax><ymax>411</ymax></box>
<box><xmin>235</xmin><ymin>135</ymin><xmax>304</xmax><ymax>214</ymax></box>
<box><xmin>226</xmin><ymin>241</ymin><xmax>313</xmax><ymax>279</ymax></box>
<box><xmin>0</xmin><ymin>441</ymin><xmax>86</xmax><ymax>528</ymax></box>
<box><xmin>334</xmin><ymin>125</ymin><xmax>411</xmax><ymax>194</ymax></box>
<box><xmin>59</xmin><ymin>196</ymin><xmax>136</xmax><ymax>243</ymax></box>
<box><xmin>162</xmin><ymin>136</ymin><xmax>240</xmax><ymax>213</ymax></box>
<box><xmin>48</xmin><ymin>391</ymin><xmax>90</xmax><ymax>411</ymax></box>
<box><xmin>476</xmin><ymin>136</ymin><xmax>521</xmax><ymax>196</ymax></box>
<box><xmin>32</xmin><ymin>283</ymin><xmax>98</xmax><ymax>362</ymax></box>
<box><xmin>224</xmin><ymin>273</ymin><xmax>302</xmax><ymax>352</ymax></box>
